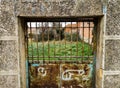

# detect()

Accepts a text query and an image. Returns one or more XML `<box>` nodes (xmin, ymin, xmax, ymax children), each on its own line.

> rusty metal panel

<box><xmin>29</xmin><ymin>63</ymin><xmax>93</xmax><ymax>88</ymax></box>
<box><xmin>61</xmin><ymin>64</ymin><xmax>93</xmax><ymax>88</ymax></box>
<box><xmin>30</xmin><ymin>64</ymin><xmax>60</xmax><ymax>88</ymax></box>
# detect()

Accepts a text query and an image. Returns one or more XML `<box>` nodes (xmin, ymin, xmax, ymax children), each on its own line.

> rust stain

<box><xmin>61</xmin><ymin>64</ymin><xmax>92</xmax><ymax>88</ymax></box>
<box><xmin>30</xmin><ymin>64</ymin><xmax>93</xmax><ymax>88</ymax></box>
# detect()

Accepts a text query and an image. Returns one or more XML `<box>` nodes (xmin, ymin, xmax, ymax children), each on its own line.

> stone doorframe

<box><xmin>18</xmin><ymin>16</ymin><xmax>104</xmax><ymax>88</ymax></box>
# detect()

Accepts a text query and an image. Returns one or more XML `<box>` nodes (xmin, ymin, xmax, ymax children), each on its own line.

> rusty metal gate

<box><xmin>25</xmin><ymin>18</ymin><xmax>96</xmax><ymax>88</ymax></box>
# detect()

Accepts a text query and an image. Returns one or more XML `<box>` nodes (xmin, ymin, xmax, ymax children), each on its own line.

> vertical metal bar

<box><xmin>92</xmin><ymin>20</ymin><xmax>96</xmax><ymax>88</ymax></box>
<box><xmin>30</xmin><ymin>22</ymin><xmax>33</xmax><ymax>63</ymax></box>
<box><xmin>48</xmin><ymin>22</ymin><xmax>50</xmax><ymax>63</ymax></box>
<box><xmin>76</xmin><ymin>21</ymin><xmax>79</xmax><ymax>63</ymax></box>
<box><xmin>29</xmin><ymin>22</ymin><xmax>33</xmax><ymax>88</ymax></box>
<box><xmin>60</xmin><ymin>64</ymin><xmax>62</xmax><ymax>88</ymax></box>
<box><xmin>88</xmin><ymin>21</ymin><xmax>90</xmax><ymax>59</ymax></box>
<box><xmin>53</xmin><ymin>22</ymin><xmax>56</xmax><ymax>60</ymax></box>
<box><xmin>38</xmin><ymin>22</ymin><xmax>42</xmax><ymax>60</ymax></box>
<box><xmin>70</xmin><ymin>22</ymin><xmax>72</xmax><ymax>62</ymax></box>
<box><xmin>42</xmin><ymin>22</ymin><xmax>45</xmax><ymax>63</ymax></box>
<box><xmin>24</xmin><ymin>24</ymin><xmax>26</xmax><ymax>58</ymax></box>
<box><xmin>82</xmin><ymin>21</ymin><xmax>84</xmax><ymax>62</ymax></box>
<box><xmin>59</xmin><ymin>22</ymin><xmax>61</xmax><ymax>61</ymax></box>
<box><xmin>65</xmin><ymin>22</ymin><xmax>66</xmax><ymax>62</ymax></box>
<box><xmin>36</xmin><ymin>22</ymin><xmax>39</xmax><ymax>63</ymax></box>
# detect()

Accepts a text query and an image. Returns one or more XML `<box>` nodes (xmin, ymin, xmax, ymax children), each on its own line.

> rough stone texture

<box><xmin>105</xmin><ymin>40</ymin><xmax>120</xmax><ymax>70</ymax></box>
<box><xmin>0</xmin><ymin>1</ymin><xmax>16</xmax><ymax>36</ymax></box>
<box><xmin>15</xmin><ymin>0</ymin><xmax>103</xmax><ymax>16</ymax></box>
<box><xmin>0</xmin><ymin>40</ymin><xmax>18</xmax><ymax>72</ymax></box>
<box><xmin>106</xmin><ymin>0</ymin><xmax>120</xmax><ymax>35</ymax></box>
<box><xmin>73</xmin><ymin>0</ymin><xmax>103</xmax><ymax>16</ymax></box>
<box><xmin>104</xmin><ymin>74</ymin><xmax>120</xmax><ymax>88</ymax></box>
<box><xmin>0</xmin><ymin>75</ymin><xmax>18</xmax><ymax>88</ymax></box>
<box><xmin>17</xmin><ymin>0</ymin><xmax>76</xmax><ymax>16</ymax></box>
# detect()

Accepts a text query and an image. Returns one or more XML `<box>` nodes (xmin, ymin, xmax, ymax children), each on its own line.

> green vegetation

<box><xmin>28</xmin><ymin>40</ymin><xmax>93</xmax><ymax>60</ymax></box>
<box><xmin>65</xmin><ymin>32</ymin><xmax>81</xmax><ymax>41</ymax></box>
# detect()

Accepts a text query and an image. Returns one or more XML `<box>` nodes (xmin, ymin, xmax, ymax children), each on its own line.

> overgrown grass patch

<box><xmin>28</xmin><ymin>40</ymin><xmax>93</xmax><ymax>60</ymax></box>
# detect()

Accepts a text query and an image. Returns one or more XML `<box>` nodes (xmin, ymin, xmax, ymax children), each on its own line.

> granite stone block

<box><xmin>0</xmin><ymin>75</ymin><xmax>18</xmax><ymax>88</ymax></box>
<box><xmin>0</xmin><ymin>1</ymin><xmax>16</xmax><ymax>36</ymax></box>
<box><xmin>105</xmin><ymin>40</ymin><xmax>120</xmax><ymax>70</ymax></box>
<box><xmin>104</xmin><ymin>74</ymin><xmax>120</xmax><ymax>88</ymax></box>
<box><xmin>0</xmin><ymin>40</ymin><xmax>18</xmax><ymax>71</ymax></box>
<box><xmin>106</xmin><ymin>0</ymin><xmax>120</xmax><ymax>35</ymax></box>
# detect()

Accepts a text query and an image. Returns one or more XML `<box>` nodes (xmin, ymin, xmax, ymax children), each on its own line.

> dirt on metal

<box><xmin>30</xmin><ymin>64</ymin><xmax>93</xmax><ymax>88</ymax></box>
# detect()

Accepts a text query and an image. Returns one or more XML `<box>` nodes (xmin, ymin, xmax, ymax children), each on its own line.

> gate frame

<box><xmin>18</xmin><ymin>16</ymin><xmax>104</xmax><ymax>88</ymax></box>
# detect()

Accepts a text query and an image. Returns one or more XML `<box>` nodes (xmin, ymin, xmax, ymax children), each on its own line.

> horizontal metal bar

<box><xmin>27</xmin><ymin>56</ymin><xmax>94</xmax><ymax>58</ymax></box>
<box><xmin>24</xmin><ymin>17</ymin><xmax>96</xmax><ymax>22</ymax></box>
<box><xmin>28</xmin><ymin>60</ymin><xmax>93</xmax><ymax>64</ymax></box>
<box><xmin>29</xmin><ymin>27</ymin><xmax>94</xmax><ymax>28</ymax></box>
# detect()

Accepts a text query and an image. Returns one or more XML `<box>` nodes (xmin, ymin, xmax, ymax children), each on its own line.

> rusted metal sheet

<box><xmin>30</xmin><ymin>64</ymin><xmax>60</xmax><ymax>88</ymax></box>
<box><xmin>29</xmin><ymin>63</ymin><xmax>93</xmax><ymax>88</ymax></box>
<box><xmin>61</xmin><ymin>64</ymin><xmax>93</xmax><ymax>88</ymax></box>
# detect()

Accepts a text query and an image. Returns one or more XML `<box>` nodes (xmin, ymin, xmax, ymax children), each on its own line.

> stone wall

<box><xmin>0</xmin><ymin>0</ymin><xmax>19</xmax><ymax>88</ymax></box>
<box><xmin>104</xmin><ymin>0</ymin><xmax>120</xmax><ymax>88</ymax></box>
<box><xmin>0</xmin><ymin>0</ymin><xmax>120</xmax><ymax>88</ymax></box>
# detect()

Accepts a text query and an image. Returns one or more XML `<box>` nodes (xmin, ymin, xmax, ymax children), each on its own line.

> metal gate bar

<box><xmin>26</xmin><ymin>20</ymin><xmax>94</xmax><ymax>64</ymax></box>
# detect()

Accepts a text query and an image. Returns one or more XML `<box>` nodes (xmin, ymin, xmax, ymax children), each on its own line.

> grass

<box><xmin>28</xmin><ymin>40</ymin><xmax>93</xmax><ymax>61</ymax></box>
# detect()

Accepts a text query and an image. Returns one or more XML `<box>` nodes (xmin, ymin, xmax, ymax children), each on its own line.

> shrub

<box><xmin>33</xmin><ymin>28</ymin><xmax>64</xmax><ymax>42</ymax></box>
<box><xmin>65</xmin><ymin>32</ymin><xmax>81</xmax><ymax>41</ymax></box>
<box><xmin>33</xmin><ymin>31</ymin><xmax>55</xmax><ymax>42</ymax></box>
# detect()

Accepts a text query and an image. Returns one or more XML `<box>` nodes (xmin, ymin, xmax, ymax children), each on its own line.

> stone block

<box><xmin>0</xmin><ymin>75</ymin><xmax>18</xmax><ymax>88</ymax></box>
<box><xmin>59</xmin><ymin>0</ymin><xmax>76</xmax><ymax>16</ymax></box>
<box><xmin>104</xmin><ymin>74</ymin><xmax>120</xmax><ymax>88</ymax></box>
<box><xmin>105</xmin><ymin>40</ymin><xmax>120</xmax><ymax>70</ymax></box>
<box><xmin>73</xmin><ymin>0</ymin><xmax>103</xmax><ymax>16</ymax></box>
<box><xmin>19</xmin><ymin>1</ymin><xmax>63</xmax><ymax>16</ymax></box>
<box><xmin>0</xmin><ymin>40</ymin><xmax>18</xmax><ymax>71</ymax></box>
<box><xmin>17</xmin><ymin>0</ymin><xmax>103</xmax><ymax>16</ymax></box>
<box><xmin>106</xmin><ymin>0</ymin><xmax>120</xmax><ymax>35</ymax></box>
<box><xmin>0</xmin><ymin>1</ymin><xmax>16</xmax><ymax>36</ymax></box>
